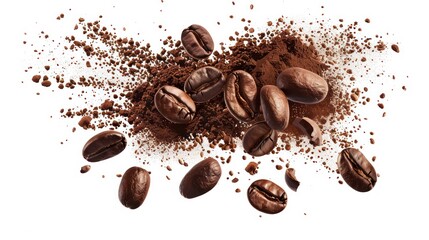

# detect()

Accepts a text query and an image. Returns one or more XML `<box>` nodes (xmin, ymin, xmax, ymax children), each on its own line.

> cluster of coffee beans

<box><xmin>80</xmin><ymin>24</ymin><xmax>378</xmax><ymax>214</ymax></box>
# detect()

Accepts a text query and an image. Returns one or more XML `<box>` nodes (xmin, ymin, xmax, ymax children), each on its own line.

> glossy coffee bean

<box><xmin>337</xmin><ymin>148</ymin><xmax>377</xmax><ymax>192</ymax></box>
<box><xmin>285</xmin><ymin>168</ymin><xmax>300</xmax><ymax>192</ymax></box>
<box><xmin>247</xmin><ymin>179</ymin><xmax>287</xmax><ymax>214</ymax></box>
<box><xmin>242</xmin><ymin>122</ymin><xmax>277</xmax><ymax>157</ymax></box>
<box><xmin>82</xmin><ymin>130</ymin><xmax>127</xmax><ymax>162</ymax></box>
<box><xmin>184</xmin><ymin>66</ymin><xmax>226</xmax><ymax>103</ymax></box>
<box><xmin>224</xmin><ymin>70</ymin><xmax>259</xmax><ymax>122</ymax></box>
<box><xmin>260</xmin><ymin>85</ymin><xmax>289</xmax><ymax>131</ymax></box>
<box><xmin>154</xmin><ymin>85</ymin><xmax>196</xmax><ymax>124</ymax></box>
<box><xmin>118</xmin><ymin>166</ymin><xmax>150</xmax><ymax>209</ymax></box>
<box><xmin>276</xmin><ymin>67</ymin><xmax>328</xmax><ymax>104</ymax></box>
<box><xmin>180</xmin><ymin>157</ymin><xmax>222</xmax><ymax>198</ymax></box>
<box><xmin>181</xmin><ymin>24</ymin><xmax>214</xmax><ymax>59</ymax></box>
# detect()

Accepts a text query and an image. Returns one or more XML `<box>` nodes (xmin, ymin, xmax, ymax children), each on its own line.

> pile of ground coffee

<box><xmin>23</xmin><ymin>5</ymin><xmax>404</xmax><ymax>181</ymax></box>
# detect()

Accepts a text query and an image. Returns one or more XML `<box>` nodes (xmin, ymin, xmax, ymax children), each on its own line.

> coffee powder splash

<box><xmin>23</xmin><ymin>6</ymin><xmax>404</xmax><ymax>177</ymax></box>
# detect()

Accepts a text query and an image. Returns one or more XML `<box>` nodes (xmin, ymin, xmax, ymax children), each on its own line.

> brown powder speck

<box><xmin>78</xmin><ymin>116</ymin><xmax>92</xmax><ymax>129</ymax></box>
<box><xmin>377</xmin><ymin>103</ymin><xmax>384</xmax><ymax>109</ymax></box>
<box><xmin>391</xmin><ymin>44</ymin><xmax>400</xmax><ymax>53</ymax></box>
<box><xmin>32</xmin><ymin>75</ymin><xmax>41</xmax><ymax>83</ymax></box>
<box><xmin>41</xmin><ymin>80</ymin><xmax>52</xmax><ymax>87</ymax></box>
<box><xmin>245</xmin><ymin>162</ymin><xmax>258</xmax><ymax>175</ymax></box>
<box><xmin>235</xmin><ymin>188</ymin><xmax>241</xmax><ymax>193</ymax></box>
<box><xmin>44</xmin><ymin>65</ymin><xmax>50</xmax><ymax>71</ymax></box>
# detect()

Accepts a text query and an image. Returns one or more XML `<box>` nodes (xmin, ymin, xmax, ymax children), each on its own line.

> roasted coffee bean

<box><xmin>82</xmin><ymin>130</ymin><xmax>127</xmax><ymax>162</ymax></box>
<box><xmin>276</xmin><ymin>67</ymin><xmax>329</xmax><ymax>104</ymax></box>
<box><xmin>154</xmin><ymin>85</ymin><xmax>196</xmax><ymax>124</ymax></box>
<box><xmin>184</xmin><ymin>66</ymin><xmax>226</xmax><ymax>103</ymax></box>
<box><xmin>260</xmin><ymin>85</ymin><xmax>289</xmax><ymax>131</ymax></box>
<box><xmin>242</xmin><ymin>122</ymin><xmax>278</xmax><ymax>157</ymax></box>
<box><xmin>293</xmin><ymin>117</ymin><xmax>322</xmax><ymax>146</ymax></box>
<box><xmin>224</xmin><ymin>70</ymin><xmax>259</xmax><ymax>122</ymax></box>
<box><xmin>337</xmin><ymin>148</ymin><xmax>377</xmax><ymax>192</ymax></box>
<box><xmin>118</xmin><ymin>166</ymin><xmax>150</xmax><ymax>209</ymax></box>
<box><xmin>180</xmin><ymin>157</ymin><xmax>221</xmax><ymax>198</ymax></box>
<box><xmin>285</xmin><ymin>168</ymin><xmax>300</xmax><ymax>192</ymax></box>
<box><xmin>181</xmin><ymin>24</ymin><xmax>214</xmax><ymax>59</ymax></box>
<box><xmin>247</xmin><ymin>179</ymin><xmax>287</xmax><ymax>214</ymax></box>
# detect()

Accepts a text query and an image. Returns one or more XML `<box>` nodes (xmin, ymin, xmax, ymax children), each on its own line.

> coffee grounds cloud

<box><xmin>23</xmin><ymin>4</ymin><xmax>405</xmax><ymax>209</ymax></box>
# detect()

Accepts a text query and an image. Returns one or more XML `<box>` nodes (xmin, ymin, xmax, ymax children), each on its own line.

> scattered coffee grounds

<box><xmin>23</xmin><ymin>3</ymin><xmax>405</xmax><ymax>212</ymax></box>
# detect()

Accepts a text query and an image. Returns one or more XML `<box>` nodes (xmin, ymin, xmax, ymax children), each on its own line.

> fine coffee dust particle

<box><xmin>24</xmin><ymin>5</ymin><xmax>405</xmax><ymax>188</ymax></box>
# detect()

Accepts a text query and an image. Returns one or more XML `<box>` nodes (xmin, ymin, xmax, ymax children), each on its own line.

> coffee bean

<box><xmin>181</xmin><ymin>24</ymin><xmax>214</xmax><ymax>59</ymax></box>
<box><xmin>260</xmin><ymin>85</ymin><xmax>289</xmax><ymax>131</ymax></box>
<box><xmin>224</xmin><ymin>70</ymin><xmax>259</xmax><ymax>122</ymax></box>
<box><xmin>118</xmin><ymin>166</ymin><xmax>150</xmax><ymax>209</ymax></box>
<box><xmin>154</xmin><ymin>85</ymin><xmax>196</xmax><ymax>124</ymax></box>
<box><xmin>179</xmin><ymin>157</ymin><xmax>222</xmax><ymax>198</ymax></box>
<box><xmin>293</xmin><ymin>117</ymin><xmax>322</xmax><ymax>146</ymax></box>
<box><xmin>337</xmin><ymin>148</ymin><xmax>377</xmax><ymax>192</ymax></box>
<box><xmin>247</xmin><ymin>179</ymin><xmax>287</xmax><ymax>214</ymax></box>
<box><xmin>242</xmin><ymin>121</ymin><xmax>278</xmax><ymax>157</ymax></box>
<box><xmin>285</xmin><ymin>168</ymin><xmax>300</xmax><ymax>192</ymax></box>
<box><xmin>184</xmin><ymin>66</ymin><xmax>226</xmax><ymax>103</ymax></box>
<box><xmin>276</xmin><ymin>67</ymin><xmax>329</xmax><ymax>104</ymax></box>
<box><xmin>82</xmin><ymin>130</ymin><xmax>127</xmax><ymax>162</ymax></box>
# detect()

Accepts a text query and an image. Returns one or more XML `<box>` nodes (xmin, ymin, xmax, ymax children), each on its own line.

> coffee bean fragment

<box><xmin>391</xmin><ymin>44</ymin><xmax>400</xmax><ymax>53</ymax></box>
<box><xmin>181</xmin><ymin>24</ymin><xmax>214</xmax><ymax>59</ymax></box>
<box><xmin>285</xmin><ymin>168</ymin><xmax>300</xmax><ymax>191</ymax></box>
<box><xmin>276</xmin><ymin>67</ymin><xmax>329</xmax><ymax>104</ymax></box>
<box><xmin>118</xmin><ymin>166</ymin><xmax>150</xmax><ymax>209</ymax></box>
<box><xmin>224</xmin><ymin>70</ymin><xmax>259</xmax><ymax>122</ymax></box>
<box><xmin>242</xmin><ymin>122</ymin><xmax>278</xmax><ymax>157</ymax></box>
<box><xmin>245</xmin><ymin>161</ymin><xmax>259</xmax><ymax>175</ymax></box>
<box><xmin>260</xmin><ymin>85</ymin><xmax>289</xmax><ymax>131</ymax></box>
<box><xmin>184</xmin><ymin>66</ymin><xmax>226</xmax><ymax>103</ymax></box>
<box><xmin>154</xmin><ymin>85</ymin><xmax>196</xmax><ymax>124</ymax></box>
<box><xmin>179</xmin><ymin>157</ymin><xmax>222</xmax><ymax>198</ymax></box>
<box><xmin>80</xmin><ymin>165</ymin><xmax>91</xmax><ymax>174</ymax></box>
<box><xmin>82</xmin><ymin>130</ymin><xmax>127</xmax><ymax>162</ymax></box>
<box><xmin>247</xmin><ymin>179</ymin><xmax>287</xmax><ymax>214</ymax></box>
<box><xmin>293</xmin><ymin>117</ymin><xmax>322</xmax><ymax>146</ymax></box>
<box><xmin>337</xmin><ymin>148</ymin><xmax>377</xmax><ymax>192</ymax></box>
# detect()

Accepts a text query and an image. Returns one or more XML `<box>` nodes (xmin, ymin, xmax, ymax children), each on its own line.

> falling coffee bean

<box><xmin>242</xmin><ymin>121</ymin><xmax>278</xmax><ymax>157</ymax></box>
<box><xmin>224</xmin><ymin>70</ymin><xmax>259</xmax><ymax>122</ymax></box>
<box><xmin>247</xmin><ymin>179</ymin><xmax>287</xmax><ymax>214</ymax></box>
<box><xmin>154</xmin><ymin>85</ymin><xmax>196</xmax><ymax>124</ymax></box>
<box><xmin>260</xmin><ymin>85</ymin><xmax>290</xmax><ymax>131</ymax></box>
<box><xmin>180</xmin><ymin>157</ymin><xmax>222</xmax><ymax>198</ymax></box>
<box><xmin>118</xmin><ymin>166</ymin><xmax>151</xmax><ymax>209</ymax></box>
<box><xmin>276</xmin><ymin>67</ymin><xmax>329</xmax><ymax>104</ymax></box>
<box><xmin>181</xmin><ymin>24</ymin><xmax>214</xmax><ymax>59</ymax></box>
<box><xmin>293</xmin><ymin>117</ymin><xmax>322</xmax><ymax>146</ymax></box>
<box><xmin>285</xmin><ymin>168</ymin><xmax>300</xmax><ymax>192</ymax></box>
<box><xmin>184</xmin><ymin>66</ymin><xmax>226</xmax><ymax>103</ymax></box>
<box><xmin>337</xmin><ymin>148</ymin><xmax>377</xmax><ymax>192</ymax></box>
<box><xmin>82</xmin><ymin>130</ymin><xmax>127</xmax><ymax>162</ymax></box>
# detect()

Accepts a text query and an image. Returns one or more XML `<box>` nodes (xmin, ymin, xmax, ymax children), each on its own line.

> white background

<box><xmin>1</xmin><ymin>0</ymin><xmax>428</xmax><ymax>239</ymax></box>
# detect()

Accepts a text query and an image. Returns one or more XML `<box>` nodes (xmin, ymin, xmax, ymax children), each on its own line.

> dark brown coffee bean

<box><xmin>179</xmin><ymin>157</ymin><xmax>222</xmax><ymax>198</ymax></box>
<box><xmin>184</xmin><ymin>66</ymin><xmax>226</xmax><ymax>103</ymax></box>
<box><xmin>337</xmin><ymin>148</ymin><xmax>377</xmax><ymax>192</ymax></box>
<box><xmin>247</xmin><ymin>179</ymin><xmax>287</xmax><ymax>214</ymax></box>
<box><xmin>118</xmin><ymin>166</ymin><xmax>150</xmax><ymax>209</ymax></box>
<box><xmin>260</xmin><ymin>85</ymin><xmax>289</xmax><ymax>131</ymax></box>
<box><xmin>181</xmin><ymin>24</ymin><xmax>214</xmax><ymax>59</ymax></box>
<box><xmin>276</xmin><ymin>67</ymin><xmax>328</xmax><ymax>104</ymax></box>
<box><xmin>224</xmin><ymin>70</ymin><xmax>259</xmax><ymax>122</ymax></box>
<box><xmin>154</xmin><ymin>85</ymin><xmax>196</xmax><ymax>124</ymax></box>
<box><xmin>293</xmin><ymin>117</ymin><xmax>322</xmax><ymax>146</ymax></box>
<box><xmin>285</xmin><ymin>168</ymin><xmax>300</xmax><ymax>192</ymax></box>
<box><xmin>82</xmin><ymin>130</ymin><xmax>127</xmax><ymax>162</ymax></box>
<box><xmin>242</xmin><ymin>122</ymin><xmax>277</xmax><ymax>157</ymax></box>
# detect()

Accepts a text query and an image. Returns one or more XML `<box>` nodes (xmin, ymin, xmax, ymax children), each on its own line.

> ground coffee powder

<box><xmin>23</xmin><ymin>4</ymin><xmax>404</xmax><ymax>186</ymax></box>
